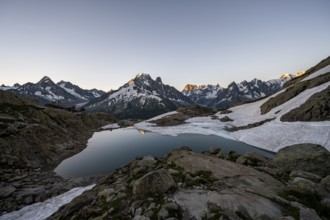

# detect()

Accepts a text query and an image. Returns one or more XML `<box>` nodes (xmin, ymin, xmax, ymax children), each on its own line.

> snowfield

<box><xmin>101</xmin><ymin>123</ymin><xmax>120</xmax><ymax>129</ymax></box>
<box><xmin>136</xmin><ymin>65</ymin><xmax>330</xmax><ymax>152</ymax></box>
<box><xmin>302</xmin><ymin>64</ymin><xmax>330</xmax><ymax>81</ymax></box>
<box><xmin>0</xmin><ymin>185</ymin><xmax>95</xmax><ymax>220</ymax></box>
<box><xmin>137</xmin><ymin>116</ymin><xmax>235</xmax><ymax>140</ymax></box>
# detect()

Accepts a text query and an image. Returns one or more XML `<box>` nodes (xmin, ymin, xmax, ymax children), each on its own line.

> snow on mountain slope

<box><xmin>226</xmin><ymin>81</ymin><xmax>330</xmax><ymax>151</ymax></box>
<box><xmin>0</xmin><ymin>84</ymin><xmax>18</xmax><ymax>91</ymax></box>
<box><xmin>182</xmin><ymin>78</ymin><xmax>288</xmax><ymax>109</ymax></box>
<box><xmin>220</xmin><ymin>80</ymin><xmax>330</xmax><ymax>127</ymax></box>
<box><xmin>57</xmin><ymin>81</ymin><xmax>105</xmax><ymax>100</ymax></box>
<box><xmin>5</xmin><ymin>76</ymin><xmax>105</xmax><ymax>105</ymax></box>
<box><xmin>85</xmin><ymin>73</ymin><xmax>193</xmax><ymax>119</ymax></box>
<box><xmin>58</xmin><ymin>84</ymin><xmax>88</xmax><ymax>100</ymax></box>
<box><xmin>14</xmin><ymin>76</ymin><xmax>77</xmax><ymax>103</ymax></box>
<box><xmin>136</xmin><ymin>64</ymin><xmax>330</xmax><ymax>152</ymax></box>
<box><xmin>302</xmin><ymin>64</ymin><xmax>330</xmax><ymax>81</ymax></box>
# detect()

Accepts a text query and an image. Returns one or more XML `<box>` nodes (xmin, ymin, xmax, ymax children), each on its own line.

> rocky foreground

<box><xmin>50</xmin><ymin>144</ymin><xmax>330</xmax><ymax>220</ymax></box>
<box><xmin>0</xmin><ymin>90</ymin><xmax>118</xmax><ymax>214</ymax></box>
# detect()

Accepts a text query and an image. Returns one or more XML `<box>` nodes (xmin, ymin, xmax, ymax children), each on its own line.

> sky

<box><xmin>0</xmin><ymin>0</ymin><xmax>329</xmax><ymax>91</ymax></box>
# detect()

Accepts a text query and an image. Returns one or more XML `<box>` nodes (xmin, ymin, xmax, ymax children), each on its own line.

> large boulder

<box><xmin>168</xmin><ymin>149</ymin><xmax>284</xmax><ymax>198</ymax></box>
<box><xmin>236</xmin><ymin>152</ymin><xmax>268</xmax><ymax>166</ymax></box>
<box><xmin>272</xmin><ymin>144</ymin><xmax>330</xmax><ymax>177</ymax></box>
<box><xmin>321</xmin><ymin>175</ymin><xmax>330</xmax><ymax>193</ymax></box>
<box><xmin>286</xmin><ymin>177</ymin><xmax>324</xmax><ymax>197</ymax></box>
<box><xmin>173</xmin><ymin>189</ymin><xmax>283</xmax><ymax>220</ymax></box>
<box><xmin>132</xmin><ymin>169</ymin><xmax>175</xmax><ymax>197</ymax></box>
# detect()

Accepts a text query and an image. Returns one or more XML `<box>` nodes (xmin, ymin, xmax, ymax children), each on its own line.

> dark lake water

<box><xmin>55</xmin><ymin>127</ymin><xmax>274</xmax><ymax>178</ymax></box>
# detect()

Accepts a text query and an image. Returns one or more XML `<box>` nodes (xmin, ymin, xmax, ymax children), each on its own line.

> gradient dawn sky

<box><xmin>1</xmin><ymin>0</ymin><xmax>330</xmax><ymax>91</ymax></box>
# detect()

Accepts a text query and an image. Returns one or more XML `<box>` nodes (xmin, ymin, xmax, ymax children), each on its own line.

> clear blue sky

<box><xmin>1</xmin><ymin>0</ymin><xmax>329</xmax><ymax>91</ymax></box>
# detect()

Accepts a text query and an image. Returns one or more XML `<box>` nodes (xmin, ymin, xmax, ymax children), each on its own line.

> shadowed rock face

<box><xmin>272</xmin><ymin>144</ymin><xmax>330</xmax><ymax>177</ymax></box>
<box><xmin>281</xmin><ymin>85</ymin><xmax>330</xmax><ymax>122</ymax></box>
<box><xmin>0</xmin><ymin>90</ymin><xmax>117</xmax><ymax>169</ymax></box>
<box><xmin>0</xmin><ymin>90</ymin><xmax>117</xmax><ymax>213</ymax></box>
<box><xmin>260</xmin><ymin>72</ymin><xmax>330</xmax><ymax>115</ymax></box>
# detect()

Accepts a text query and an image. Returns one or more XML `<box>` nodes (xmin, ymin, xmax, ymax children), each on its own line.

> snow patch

<box><xmin>108</xmin><ymin>83</ymin><xmax>144</xmax><ymax>102</ymax></box>
<box><xmin>59</xmin><ymin>84</ymin><xmax>87</xmax><ymax>100</ymax></box>
<box><xmin>0</xmin><ymin>185</ymin><xmax>95</xmax><ymax>220</ymax></box>
<box><xmin>231</xmin><ymin>121</ymin><xmax>330</xmax><ymax>152</ymax></box>
<box><xmin>92</xmin><ymin>91</ymin><xmax>101</xmax><ymax>98</ymax></box>
<box><xmin>303</xmin><ymin>65</ymin><xmax>330</xmax><ymax>81</ymax></box>
<box><xmin>75</xmin><ymin>102</ymin><xmax>88</xmax><ymax>108</ymax></box>
<box><xmin>135</xmin><ymin>116</ymin><xmax>235</xmax><ymax>140</ymax></box>
<box><xmin>0</xmin><ymin>86</ymin><xmax>17</xmax><ymax>91</ymax></box>
<box><xmin>146</xmin><ymin>111</ymin><xmax>178</xmax><ymax>121</ymax></box>
<box><xmin>205</xmin><ymin>90</ymin><xmax>217</xmax><ymax>99</ymax></box>
<box><xmin>101</xmin><ymin>123</ymin><xmax>120</xmax><ymax>129</ymax></box>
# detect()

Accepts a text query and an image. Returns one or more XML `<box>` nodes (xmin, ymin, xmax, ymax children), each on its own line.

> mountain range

<box><xmin>84</xmin><ymin>73</ymin><xmax>193</xmax><ymax>119</ymax></box>
<box><xmin>1</xmin><ymin>73</ymin><xmax>294</xmax><ymax>119</ymax></box>
<box><xmin>182</xmin><ymin>78</ymin><xmax>288</xmax><ymax>109</ymax></box>
<box><xmin>1</xmin><ymin>76</ymin><xmax>105</xmax><ymax>104</ymax></box>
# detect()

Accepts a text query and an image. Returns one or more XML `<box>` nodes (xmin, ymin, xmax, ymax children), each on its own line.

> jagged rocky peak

<box><xmin>129</xmin><ymin>73</ymin><xmax>166</xmax><ymax>88</ymax></box>
<box><xmin>184</xmin><ymin>84</ymin><xmax>198</xmax><ymax>91</ymax></box>
<box><xmin>227</xmin><ymin>81</ymin><xmax>238</xmax><ymax>88</ymax></box>
<box><xmin>85</xmin><ymin>73</ymin><xmax>193</xmax><ymax>119</ymax></box>
<box><xmin>280</xmin><ymin>70</ymin><xmax>306</xmax><ymax>79</ymax></box>
<box><xmin>183</xmin><ymin>84</ymin><xmax>221</xmax><ymax>91</ymax></box>
<box><xmin>57</xmin><ymin>80</ymin><xmax>75</xmax><ymax>89</ymax></box>
<box><xmin>155</xmin><ymin>77</ymin><xmax>162</xmax><ymax>84</ymax></box>
<box><xmin>57</xmin><ymin>80</ymin><xmax>69</xmax><ymax>85</ymax></box>
<box><xmin>134</xmin><ymin>73</ymin><xmax>152</xmax><ymax>80</ymax></box>
<box><xmin>37</xmin><ymin>76</ymin><xmax>55</xmax><ymax>85</ymax></box>
<box><xmin>127</xmin><ymin>73</ymin><xmax>154</xmax><ymax>85</ymax></box>
<box><xmin>280</xmin><ymin>73</ymin><xmax>295</xmax><ymax>79</ymax></box>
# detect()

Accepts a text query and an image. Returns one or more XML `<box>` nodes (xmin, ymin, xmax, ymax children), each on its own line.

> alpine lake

<box><xmin>55</xmin><ymin>127</ymin><xmax>274</xmax><ymax>178</ymax></box>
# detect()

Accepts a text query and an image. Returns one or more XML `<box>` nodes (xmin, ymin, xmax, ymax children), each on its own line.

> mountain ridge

<box><xmin>84</xmin><ymin>73</ymin><xmax>193</xmax><ymax>119</ymax></box>
<box><xmin>182</xmin><ymin>78</ymin><xmax>288</xmax><ymax>109</ymax></box>
<box><xmin>1</xmin><ymin>73</ymin><xmax>291</xmax><ymax>118</ymax></box>
<box><xmin>1</xmin><ymin>76</ymin><xmax>105</xmax><ymax>105</ymax></box>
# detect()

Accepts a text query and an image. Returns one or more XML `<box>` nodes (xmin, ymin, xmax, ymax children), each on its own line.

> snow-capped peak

<box><xmin>135</xmin><ymin>73</ymin><xmax>152</xmax><ymax>80</ymax></box>
<box><xmin>38</xmin><ymin>76</ymin><xmax>54</xmax><ymax>84</ymax></box>
<box><xmin>84</xmin><ymin>74</ymin><xmax>193</xmax><ymax>119</ymax></box>
<box><xmin>183</xmin><ymin>78</ymin><xmax>286</xmax><ymax>109</ymax></box>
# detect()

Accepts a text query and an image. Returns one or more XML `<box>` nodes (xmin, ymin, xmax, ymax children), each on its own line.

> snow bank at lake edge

<box><xmin>0</xmin><ymin>185</ymin><xmax>95</xmax><ymax>220</ymax></box>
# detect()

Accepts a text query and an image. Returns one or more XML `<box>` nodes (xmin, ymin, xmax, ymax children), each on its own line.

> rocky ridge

<box><xmin>84</xmin><ymin>73</ymin><xmax>193</xmax><ymax>119</ymax></box>
<box><xmin>182</xmin><ymin>78</ymin><xmax>288</xmax><ymax>109</ymax></box>
<box><xmin>49</xmin><ymin>144</ymin><xmax>330</xmax><ymax>220</ymax></box>
<box><xmin>2</xmin><ymin>76</ymin><xmax>105</xmax><ymax>105</ymax></box>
